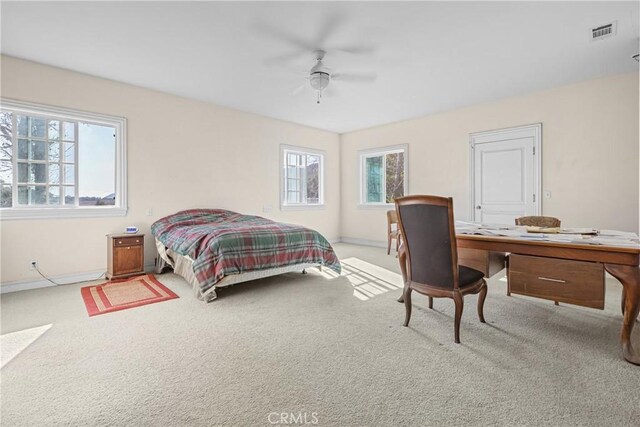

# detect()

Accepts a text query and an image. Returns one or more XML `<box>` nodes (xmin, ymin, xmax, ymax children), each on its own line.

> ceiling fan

<box><xmin>255</xmin><ymin>17</ymin><xmax>378</xmax><ymax>103</ymax></box>
<box><xmin>291</xmin><ymin>49</ymin><xmax>377</xmax><ymax>103</ymax></box>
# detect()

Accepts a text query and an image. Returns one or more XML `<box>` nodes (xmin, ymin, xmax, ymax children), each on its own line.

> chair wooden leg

<box><xmin>387</xmin><ymin>236</ymin><xmax>391</xmax><ymax>255</ymax></box>
<box><xmin>428</xmin><ymin>296</ymin><xmax>433</xmax><ymax>309</ymax></box>
<box><xmin>403</xmin><ymin>285</ymin><xmax>412</xmax><ymax>327</ymax></box>
<box><xmin>396</xmin><ymin>236</ymin><xmax>400</xmax><ymax>253</ymax></box>
<box><xmin>622</xmin><ymin>287</ymin><xmax>626</xmax><ymax>315</ymax></box>
<box><xmin>453</xmin><ymin>292</ymin><xmax>464</xmax><ymax>344</ymax></box>
<box><xmin>554</xmin><ymin>301</ymin><xmax>559</xmax><ymax>306</ymax></box>
<box><xmin>477</xmin><ymin>282</ymin><xmax>487</xmax><ymax>323</ymax></box>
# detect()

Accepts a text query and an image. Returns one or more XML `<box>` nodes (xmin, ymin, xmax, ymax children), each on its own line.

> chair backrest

<box><xmin>387</xmin><ymin>210</ymin><xmax>398</xmax><ymax>233</ymax></box>
<box><xmin>515</xmin><ymin>216</ymin><xmax>561</xmax><ymax>228</ymax></box>
<box><xmin>395</xmin><ymin>195</ymin><xmax>458</xmax><ymax>290</ymax></box>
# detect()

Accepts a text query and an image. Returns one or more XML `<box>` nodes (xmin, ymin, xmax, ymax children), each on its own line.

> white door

<box><xmin>471</xmin><ymin>124</ymin><xmax>541</xmax><ymax>224</ymax></box>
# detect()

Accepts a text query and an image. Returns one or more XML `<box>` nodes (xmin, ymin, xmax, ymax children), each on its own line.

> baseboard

<box><xmin>339</xmin><ymin>237</ymin><xmax>387</xmax><ymax>248</ymax></box>
<box><xmin>0</xmin><ymin>263</ymin><xmax>156</xmax><ymax>294</ymax></box>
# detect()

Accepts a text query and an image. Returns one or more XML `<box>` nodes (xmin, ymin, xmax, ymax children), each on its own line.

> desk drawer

<box><xmin>113</xmin><ymin>236</ymin><xmax>143</xmax><ymax>247</ymax></box>
<box><xmin>458</xmin><ymin>248</ymin><xmax>506</xmax><ymax>278</ymax></box>
<box><xmin>508</xmin><ymin>254</ymin><xmax>604</xmax><ymax>309</ymax></box>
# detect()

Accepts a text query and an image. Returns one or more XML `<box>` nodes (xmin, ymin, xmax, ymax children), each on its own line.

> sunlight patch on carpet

<box><xmin>1</xmin><ymin>324</ymin><xmax>52</xmax><ymax>368</ymax></box>
<box><xmin>339</xmin><ymin>257</ymin><xmax>403</xmax><ymax>301</ymax></box>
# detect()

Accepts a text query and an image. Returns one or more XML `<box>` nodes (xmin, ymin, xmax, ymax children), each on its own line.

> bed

<box><xmin>151</xmin><ymin>209</ymin><xmax>341</xmax><ymax>302</ymax></box>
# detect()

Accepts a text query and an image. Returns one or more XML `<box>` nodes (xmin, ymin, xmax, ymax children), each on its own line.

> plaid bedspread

<box><xmin>151</xmin><ymin>209</ymin><xmax>341</xmax><ymax>294</ymax></box>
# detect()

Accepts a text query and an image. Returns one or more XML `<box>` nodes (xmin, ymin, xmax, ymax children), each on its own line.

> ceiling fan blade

<box><xmin>332</xmin><ymin>72</ymin><xmax>378</xmax><ymax>83</ymax></box>
<box><xmin>315</xmin><ymin>12</ymin><xmax>344</xmax><ymax>47</ymax></box>
<box><xmin>253</xmin><ymin>22</ymin><xmax>315</xmax><ymax>51</ymax></box>
<box><xmin>324</xmin><ymin>85</ymin><xmax>339</xmax><ymax>98</ymax></box>
<box><xmin>263</xmin><ymin>51</ymin><xmax>308</xmax><ymax>67</ymax></box>
<box><xmin>291</xmin><ymin>83</ymin><xmax>307</xmax><ymax>96</ymax></box>
<box><xmin>330</xmin><ymin>45</ymin><xmax>377</xmax><ymax>56</ymax></box>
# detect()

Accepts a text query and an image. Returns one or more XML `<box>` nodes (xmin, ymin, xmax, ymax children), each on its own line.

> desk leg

<box><xmin>605</xmin><ymin>264</ymin><xmax>640</xmax><ymax>365</ymax></box>
<box><xmin>397</xmin><ymin>243</ymin><xmax>407</xmax><ymax>303</ymax></box>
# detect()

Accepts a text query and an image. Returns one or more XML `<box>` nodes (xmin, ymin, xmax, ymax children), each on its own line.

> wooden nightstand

<box><xmin>107</xmin><ymin>234</ymin><xmax>145</xmax><ymax>280</ymax></box>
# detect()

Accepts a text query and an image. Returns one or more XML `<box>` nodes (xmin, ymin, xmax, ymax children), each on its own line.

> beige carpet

<box><xmin>1</xmin><ymin>243</ymin><xmax>639</xmax><ymax>426</ymax></box>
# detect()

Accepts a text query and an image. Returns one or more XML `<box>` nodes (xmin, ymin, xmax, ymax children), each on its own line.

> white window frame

<box><xmin>358</xmin><ymin>144</ymin><xmax>408</xmax><ymax>208</ymax></box>
<box><xmin>0</xmin><ymin>99</ymin><xmax>127</xmax><ymax>220</ymax></box>
<box><xmin>280</xmin><ymin>144</ymin><xmax>325</xmax><ymax>211</ymax></box>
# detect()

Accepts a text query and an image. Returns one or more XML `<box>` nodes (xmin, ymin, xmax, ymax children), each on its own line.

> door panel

<box><xmin>481</xmin><ymin>147</ymin><xmax>524</xmax><ymax>203</ymax></box>
<box><xmin>471</xmin><ymin>125</ymin><xmax>540</xmax><ymax>224</ymax></box>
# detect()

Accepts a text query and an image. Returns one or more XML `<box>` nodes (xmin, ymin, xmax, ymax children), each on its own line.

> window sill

<box><xmin>0</xmin><ymin>206</ymin><xmax>128</xmax><ymax>220</ymax></box>
<box><xmin>357</xmin><ymin>203</ymin><xmax>395</xmax><ymax>210</ymax></box>
<box><xmin>280</xmin><ymin>204</ymin><xmax>325</xmax><ymax>211</ymax></box>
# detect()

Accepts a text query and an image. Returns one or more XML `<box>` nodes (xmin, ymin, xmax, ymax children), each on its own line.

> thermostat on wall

<box><xmin>125</xmin><ymin>226</ymin><xmax>139</xmax><ymax>234</ymax></box>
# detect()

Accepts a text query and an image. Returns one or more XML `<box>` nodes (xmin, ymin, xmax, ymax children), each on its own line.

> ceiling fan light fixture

<box><xmin>309</xmin><ymin>71</ymin><xmax>330</xmax><ymax>91</ymax></box>
<box><xmin>309</xmin><ymin>71</ymin><xmax>330</xmax><ymax>104</ymax></box>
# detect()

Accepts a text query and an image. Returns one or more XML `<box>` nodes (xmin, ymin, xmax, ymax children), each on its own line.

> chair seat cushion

<box><xmin>459</xmin><ymin>265</ymin><xmax>484</xmax><ymax>287</ymax></box>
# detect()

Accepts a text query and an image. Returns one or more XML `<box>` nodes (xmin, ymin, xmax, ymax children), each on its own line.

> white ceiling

<box><xmin>1</xmin><ymin>2</ymin><xmax>639</xmax><ymax>133</ymax></box>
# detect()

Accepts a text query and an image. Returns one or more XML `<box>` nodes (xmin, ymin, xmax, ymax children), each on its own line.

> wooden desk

<box><xmin>398</xmin><ymin>234</ymin><xmax>640</xmax><ymax>365</ymax></box>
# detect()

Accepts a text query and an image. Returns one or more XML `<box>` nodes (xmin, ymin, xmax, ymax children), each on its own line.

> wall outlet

<box><xmin>29</xmin><ymin>261</ymin><xmax>37</xmax><ymax>271</ymax></box>
<box><xmin>262</xmin><ymin>205</ymin><xmax>273</xmax><ymax>213</ymax></box>
<box><xmin>544</xmin><ymin>191</ymin><xmax>552</xmax><ymax>199</ymax></box>
<box><xmin>146</xmin><ymin>208</ymin><xmax>153</xmax><ymax>216</ymax></box>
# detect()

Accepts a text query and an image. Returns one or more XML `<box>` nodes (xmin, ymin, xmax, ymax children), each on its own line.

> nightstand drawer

<box><xmin>113</xmin><ymin>236</ymin><xmax>143</xmax><ymax>247</ymax></box>
<box><xmin>113</xmin><ymin>245</ymin><xmax>144</xmax><ymax>276</ymax></box>
<box><xmin>508</xmin><ymin>254</ymin><xmax>604</xmax><ymax>309</ymax></box>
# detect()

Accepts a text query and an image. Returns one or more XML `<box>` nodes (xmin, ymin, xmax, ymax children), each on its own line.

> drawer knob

<box><xmin>538</xmin><ymin>276</ymin><xmax>566</xmax><ymax>284</ymax></box>
<box><xmin>118</xmin><ymin>241</ymin><xmax>122</xmax><ymax>244</ymax></box>
<box><xmin>136</xmin><ymin>240</ymin><xmax>140</xmax><ymax>243</ymax></box>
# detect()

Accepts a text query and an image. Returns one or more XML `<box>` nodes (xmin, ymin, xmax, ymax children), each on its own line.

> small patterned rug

<box><xmin>81</xmin><ymin>274</ymin><xmax>178</xmax><ymax>316</ymax></box>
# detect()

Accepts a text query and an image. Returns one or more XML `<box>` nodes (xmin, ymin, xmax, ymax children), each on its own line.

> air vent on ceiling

<box><xmin>590</xmin><ymin>21</ymin><xmax>617</xmax><ymax>41</ymax></box>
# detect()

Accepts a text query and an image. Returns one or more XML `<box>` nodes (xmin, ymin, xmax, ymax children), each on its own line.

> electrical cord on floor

<box><xmin>32</xmin><ymin>262</ymin><xmax>106</xmax><ymax>286</ymax></box>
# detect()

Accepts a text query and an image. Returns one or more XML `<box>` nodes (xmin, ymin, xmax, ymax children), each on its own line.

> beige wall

<box><xmin>340</xmin><ymin>73</ymin><xmax>639</xmax><ymax>244</ymax></box>
<box><xmin>2</xmin><ymin>56</ymin><xmax>637</xmax><ymax>285</ymax></box>
<box><xmin>0</xmin><ymin>56</ymin><xmax>341</xmax><ymax>284</ymax></box>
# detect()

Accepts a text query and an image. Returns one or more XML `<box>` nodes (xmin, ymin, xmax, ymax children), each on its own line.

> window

<box><xmin>280</xmin><ymin>145</ymin><xmax>324</xmax><ymax>209</ymax></box>
<box><xmin>359</xmin><ymin>145</ymin><xmax>408</xmax><ymax>206</ymax></box>
<box><xmin>0</xmin><ymin>99</ymin><xmax>127</xmax><ymax>219</ymax></box>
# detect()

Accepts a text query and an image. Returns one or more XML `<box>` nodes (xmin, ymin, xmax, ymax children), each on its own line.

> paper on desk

<box><xmin>558</xmin><ymin>228</ymin><xmax>598</xmax><ymax>235</ymax></box>
<box><xmin>517</xmin><ymin>233</ymin><xmax>549</xmax><ymax>240</ymax></box>
<box><xmin>455</xmin><ymin>227</ymin><xmax>525</xmax><ymax>237</ymax></box>
<box><xmin>599</xmin><ymin>229</ymin><xmax>639</xmax><ymax>238</ymax></box>
<box><xmin>456</xmin><ymin>223</ymin><xmax>640</xmax><ymax>247</ymax></box>
<box><xmin>590</xmin><ymin>236</ymin><xmax>640</xmax><ymax>248</ymax></box>
<box><xmin>455</xmin><ymin>221</ymin><xmax>515</xmax><ymax>230</ymax></box>
<box><xmin>455</xmin><ymin>221</ymin><xmax>524</xmax><ymax>237</ymax></box>
<box><xmin>547</xmin><ymin>235</ymin><xmax>602</xmax><ymax>245</ymax></box>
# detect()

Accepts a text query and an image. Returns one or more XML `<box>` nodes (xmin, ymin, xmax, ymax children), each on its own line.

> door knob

<box><xmin>476</xmin><ymin>205</ymin><xmax>482</xmax><ymax>210</ymax></box>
